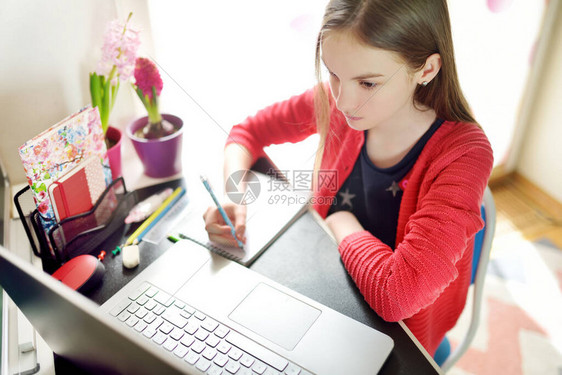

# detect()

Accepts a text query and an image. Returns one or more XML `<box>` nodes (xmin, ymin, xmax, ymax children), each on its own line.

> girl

<box><xmin>204</xmin><ymin>0</ymin><xmax>493</xmax><ymax>357</ymax></box>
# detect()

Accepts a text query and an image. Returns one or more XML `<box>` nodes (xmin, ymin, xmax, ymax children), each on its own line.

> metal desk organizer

<box><xmin>14</xmin><ymin>177</ymin><xmax>138</xmax><ymax>273</ymax></box>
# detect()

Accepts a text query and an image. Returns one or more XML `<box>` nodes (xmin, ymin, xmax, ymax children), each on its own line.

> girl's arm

<box><xmin>325</xmin><ymin>211</ymin><xmax>364</xmax><ymax>242</ymax></box>
<box><xmin>227</xmin><ymin>88</ymin><xmax>318</xmax><ymax>163</ymax></box>
<box><xmin>205</xmin><ymin>88</ymin><xmax>317</xmax><ymax>246</ymax></box>
<box><xmin>223</xmin><ymin>143</ymin><xmax>253</xmax><ymax>183</ymax></box>
<box><xmin>332</xmin><ymin>136</ymin><xmax>493</xmax><ymax>323</ymax></box>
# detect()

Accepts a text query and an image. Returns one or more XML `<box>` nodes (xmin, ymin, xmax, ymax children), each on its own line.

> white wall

<box><xmin>143</xmin><ymin>0</ymin><xmax>325</xmax><ymax>181</ymax></box>
<box><xmin>0</xmin><ymin>0</ymin><xmax>152</xmax><ymax>186</ymax></box>
<box><xmin>516</xmin><ymin>0</ymin><xmax>562</xmax><ymax>203</ymax></box>
<box><xmin>2</xmin><ymin>0</ymin><xmax>561</xmax><ymax>203</ymax></box>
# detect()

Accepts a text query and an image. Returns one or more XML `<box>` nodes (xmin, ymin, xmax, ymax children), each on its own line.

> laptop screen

<box><xmin>0</xmin><ymin>158</ymin><xmax>7</xmax><ymax>247</ymax></box>
<box><xmin>1</xmin><ymin>158</ymin><xmax>8</xmax><ymax>372</ymax></box>
<box><xmin>0</xmin><ymin>245</ymin><xmax>196</xmax><ymax>375</ymax></box>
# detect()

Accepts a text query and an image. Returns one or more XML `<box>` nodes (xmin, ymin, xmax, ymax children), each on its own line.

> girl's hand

<box><xmin>325</xmin><ymin>210</ymin><xmax>364</xmax><ymax>244</ymax></box>
<box><xmin>203</xmin><ymin>202</ymin><xmax>247</xmax><ymax>247</ymax></box>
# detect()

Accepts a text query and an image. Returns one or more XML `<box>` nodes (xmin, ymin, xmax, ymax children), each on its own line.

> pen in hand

<box><xmin>200</xmin><ymin>175</ymin><xmax>245</xmax><ymax>249</ymax></box>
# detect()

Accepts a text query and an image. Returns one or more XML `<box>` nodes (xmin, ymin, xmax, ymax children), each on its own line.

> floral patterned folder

<box><xmin>18</xmin><ymin>106</ymin><xmax>110</xmax><ymax>242</ymax></box>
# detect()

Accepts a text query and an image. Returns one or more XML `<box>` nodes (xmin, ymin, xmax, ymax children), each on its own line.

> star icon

<box><xmin>339</xmin><ymin>188</ymin><xmax>356</xmax><ymax>209</ymax></box>
<box><xmin>386</xmin><ymin>181</ymin><xmax>402</xmax><ymax>198</ymax></box>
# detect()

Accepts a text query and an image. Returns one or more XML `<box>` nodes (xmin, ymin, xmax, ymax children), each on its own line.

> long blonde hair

<box><xmin>313</xmin><ymin>0</ymin><xmax>475</xmax><ymax>176</ymax></box>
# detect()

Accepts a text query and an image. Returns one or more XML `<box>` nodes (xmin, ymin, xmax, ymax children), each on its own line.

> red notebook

<box><xmin>48</xmin><ymin>156</ymin><xmax>106</xmax><ymax>221</ymax></box>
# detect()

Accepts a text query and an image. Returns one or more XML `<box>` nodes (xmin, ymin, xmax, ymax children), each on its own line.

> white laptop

<box><xmin>0</xmin><ymin>239</ymin><xmax>393</xmax><ymax>374</ymax></box>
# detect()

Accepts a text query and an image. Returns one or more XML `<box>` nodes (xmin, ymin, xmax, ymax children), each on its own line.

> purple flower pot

<box><xmin>127</xmin><ymin>114</ymin><xmax>183</xmax><ymax>178</ymax></box>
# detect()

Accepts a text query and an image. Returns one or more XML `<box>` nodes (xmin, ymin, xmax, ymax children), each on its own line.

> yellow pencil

<box><xmin>125</xmin><ymin>187</ymin><xmax>184</xmax><ymax>246</ymax></box>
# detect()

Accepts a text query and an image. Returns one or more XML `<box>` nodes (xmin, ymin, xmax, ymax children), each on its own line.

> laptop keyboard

<box><xmin>109</xmin><ymin>282</ymin><xmax>313</xmax><ymax>375</ymax></box>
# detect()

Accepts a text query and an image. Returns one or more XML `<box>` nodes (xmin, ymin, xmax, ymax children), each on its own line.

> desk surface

<box><xmin>81</xmin><ymin>178</ymin><xmax>442</xmax><ymax>375</ymax></box>
<box><xmin>251</xmin><ymin>211</ymin><xmax>441</xmax><ymax>375</ymax></box>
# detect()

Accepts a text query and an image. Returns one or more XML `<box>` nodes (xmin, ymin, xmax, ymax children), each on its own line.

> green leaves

<box><xmin>133</xmin><ymin>84</ymin><xmax>161</xmax><ymax>125</ymax></box>
<box><xmin>147</xmin><ymin>85</ymin><xmax>162</xmax><ymax>124</ymax></box>
<box><xmin>89</xmin><ymin>72</ymin><xmax>119</xmax><ymax>134</ymax></box>
<box><xmin>134</xmin><ymin>85</ymin><xmax>149</xmax><ymax>108</ymax></box>
<box><xmin>89</xmin><ymin>72</ymin><xmax>101</xmax><ymax>109</ymax></box>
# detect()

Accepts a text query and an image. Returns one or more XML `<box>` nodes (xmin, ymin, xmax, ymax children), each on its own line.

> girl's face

<box><xmin>321</xmin><ymin>30</ymin><xmax>420</xmax><ymax>132</ymax></box>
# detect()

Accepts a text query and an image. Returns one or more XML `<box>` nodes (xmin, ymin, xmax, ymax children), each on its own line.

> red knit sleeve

<box><xmin>338</xmin><ymin>127</ymin><xmax>494</xmax><ymax>322</ymax></box>
<box><xmin>226</xmin><ymin>88</ymin><xmax>318</xmax><ymax>163</ymax></box>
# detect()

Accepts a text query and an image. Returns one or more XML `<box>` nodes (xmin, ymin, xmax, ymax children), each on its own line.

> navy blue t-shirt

<box><xmin>328</xmin><ymin>119</ymin><xmax>443</xmax><ymax>248</ymax></box>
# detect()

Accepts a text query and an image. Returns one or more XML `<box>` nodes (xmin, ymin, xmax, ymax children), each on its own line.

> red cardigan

<box><xmin>228</xmin><ymin>88</ymin><xmax>494</xmax><ymax>355</ymax></box>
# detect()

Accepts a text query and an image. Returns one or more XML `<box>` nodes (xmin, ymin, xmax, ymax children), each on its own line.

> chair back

<box><xmin>440</xmin><ymin>186</ymin><xmax>496</xmax><ymax>372</ymax></box>
<box><xmin>471</xmin><ymin>205</ymin><xmax>486</xmax><ymax>284</ymax></box>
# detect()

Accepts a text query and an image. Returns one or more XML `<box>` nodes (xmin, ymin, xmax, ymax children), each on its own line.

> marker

<box><xmin>200</xmin><ymin>175</ymin><xmax>244</xmax><ymax>249</ymax></box>
<box><xmin>124</xmin><ymin>187</ymin><xmax>185</xmax><ymax>246</ymax></box>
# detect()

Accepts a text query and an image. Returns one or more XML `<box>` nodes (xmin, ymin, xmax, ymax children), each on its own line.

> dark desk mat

<box><xmin>250</xmin><ymin>211</ymin><xmax>440</xmax><ymax>375</ymax></box>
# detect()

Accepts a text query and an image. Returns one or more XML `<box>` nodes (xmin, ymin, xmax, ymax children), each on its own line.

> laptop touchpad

<box><xmin>229</xmin><ymin>283</ymin><xmax>321</xmax><ymax>351</ymax></box>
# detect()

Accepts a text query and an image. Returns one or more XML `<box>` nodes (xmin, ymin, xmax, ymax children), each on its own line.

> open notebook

<box><xmin>175</xmin><ymin>172</ymin><xmax>310</xmax><ymax>266</ymax></box>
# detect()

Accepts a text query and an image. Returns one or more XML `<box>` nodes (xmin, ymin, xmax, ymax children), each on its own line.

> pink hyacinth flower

<box><xmin>97</xmin><ymin>18</ymin><xmax>141</xmax><ymax>84</ymax></box>
<box><xmin>487</xmin><ymin>0</ymin><xmax>514</xmax><ymax>13</ymax></box>
<box><xmin>134</xmin><ymin>57</ymin><xmax>163</xmax><ymax>100</ymax></box>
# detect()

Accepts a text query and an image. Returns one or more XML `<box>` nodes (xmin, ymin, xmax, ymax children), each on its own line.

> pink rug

<box><xmin>448</xmin><ymin>237</ymin><xmax>562</xmax><ymax>374</ymax></box>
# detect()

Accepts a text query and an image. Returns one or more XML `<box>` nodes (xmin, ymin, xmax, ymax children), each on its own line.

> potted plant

<box><xmin>127</xmin><ymin>57</ymin><xmax>183</xmax><ymax>178</ymax></box>
<box><xmin>90</xmin><ymin>12</ymin><xmax>140</xmax><ymax>179</ymax></box>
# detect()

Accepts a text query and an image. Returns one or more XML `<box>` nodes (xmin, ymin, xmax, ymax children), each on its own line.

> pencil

<box><xmin>135</xmin><ymin>189</ymin><xmax>185</xmax><ymax>243</ymax></box>
<box><xmin>200</xmin><ymin>175</ymin><xmax>244</xmax><ymax>249</ymax></box>
<box><xmin>125</xmin><ymin>186</ymin><xmax>184</xmax><ymax>246</ymax></box>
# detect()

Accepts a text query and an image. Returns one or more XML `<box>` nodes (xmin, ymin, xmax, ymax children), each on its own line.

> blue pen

<box><xmin>200</xmin><ymin>175</ymin><xmax>245</xmax><ymax>249</ymax></box>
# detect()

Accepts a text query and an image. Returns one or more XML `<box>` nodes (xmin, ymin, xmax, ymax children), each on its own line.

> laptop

<box><xmin>0</xmin><ymin>240</ymin><xmax>393</xmax><ymax>374</ymax></box>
